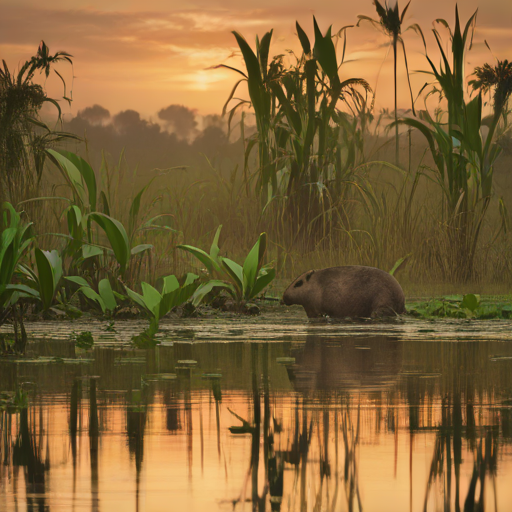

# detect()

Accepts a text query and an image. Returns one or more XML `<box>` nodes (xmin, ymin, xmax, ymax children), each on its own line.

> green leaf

<box><xmin>296</xmin><ymin>21</ymin><xmax>311</xmax><ymax>54</ymax></box>
<box><xmin>177</xmin><ymin>245</ymin><xmax>219</xmax><ymax>275</ymax></box>
<box><xmin>162</xmin><ymin>275</ymin><xmax>179</xmax><ymax>295</ymax></box>
<box><xmin>65</xmin><ymin>276</ymin><xmax>91</xmax><ymax>288</ymax></box>
<box><xmin>98</xmin><ymin>279</ymin><xmax>117</xmax><ymax>312</ymax></box>
<box><xmin>89</xmin><ymin>212</ymin><xmax>130</xmax><ymax>274</ymax></box>
<box><xmin>131</xmin><ymin>244</ymin><xmax>153</xmax><ymax>256</ymax></box>
<box><xmin>210</xmin><ymin>225</ymin><xmax>223</xmax><ymax>262</ymax></box>
<box><xmin>79</xmin><ymin>287</ymin><xmax>106</xmax><ymax>313</ymax></box>
<box><xmin>183</xmin><ymin>273</ymin><xmax>199</xmax><ymax>286</ymax></box>
<box><xmin>60</xmin><ymin>151</ymin><xmax>97</xmax><ymax>211</ymax></box>
<box><xmin>158</xmin><ymin>280</ymin><xmax>200</xmax><ymax>319</ymax></box>
<box><xmin>46</xmin><ymin>250</ymin><xmax>63</xmax><ymax>290</ymax></box>
<box><xmin>191</xmin><ymin>280</ymin><xmax>235</xmax><ymax>307</ymax></box>
<box><xmin>461</xmin><ymin>293</ymin><xmax>480</xmax><ymax>312</ymax></box>
<box><xmin>4</xmin><ymin>284</ymin><xmax>40</xmax><ymax>298</ymax></box>
<box><xmin>46</xmin><ymin>149</ymin><xmax>87</xmax><ymax>206</ymax></box>
<box><xmin>243</xmin><ymin>233</ymin><xmax>266</xmax><ymax>293</ymax></box>
<box><xmin>83</xmin><ymin>244</ymin><xmax>104</xmax><ymax>259</ymax></box>
<box><xmin>249</xmin><ymin>268</ymin><xmax>276</xmax><ymax>299</ymax></box>
<box><xmin>141</xmin><ymin>282</ymin><xmax>162</xmax><ymax>319</ymax></box>
<box><xmin>313</xmin><ymin>17</ymin><xmax>338</xmax><ymax>83</ymax></box>
<box><xmin>221</xmin><ymin>258</ymin><xmax>244</xmax><ymax>297</ymax></box>
<box><xmin>125</xmin><ymin>287</ymin><xmax>147</xmax><ymax>312</ymax></box>
<box><xmin>35</xmin><ymin>248</ymin><xmax>55</xmax><ymax>311</ymax></box>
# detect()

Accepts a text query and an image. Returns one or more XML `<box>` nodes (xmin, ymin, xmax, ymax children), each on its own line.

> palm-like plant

<box><xmin>358</xmin><ymin>1</ymin><xmax>417</xmax><ymax>167</ymax></box>
<box><xmin>470</xmin><ymin>60</ymin><xmax>512</xmax><ymax>141</ymax></box>
<box><xmin>0</xmin><ymin>41</ymin><xmax>77</xmax><ymax>206</ymax></box>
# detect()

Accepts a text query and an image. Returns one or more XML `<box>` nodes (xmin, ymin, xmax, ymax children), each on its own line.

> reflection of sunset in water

<box><xmin>2</xmin><ymin>337</ymin><xmax>512</xmax><ymax>511</ymax></box>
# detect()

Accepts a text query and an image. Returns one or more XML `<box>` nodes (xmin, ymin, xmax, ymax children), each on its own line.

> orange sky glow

<box><xmin>1</xmin><ymin>0</ymin><xmax>511</xmax><ymax>122</ymax></box>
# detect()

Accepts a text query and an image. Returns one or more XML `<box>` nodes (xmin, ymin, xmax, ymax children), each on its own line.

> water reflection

<box><xmin>1</xmin><ymin>334</ymin><xmax>512</xmax><ymax>511</ymax></box>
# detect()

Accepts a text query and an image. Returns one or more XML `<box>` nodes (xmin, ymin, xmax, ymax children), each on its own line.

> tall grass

<box><xmin>4</xmin><ymin>10</ymin><xmax>512</xmax><ymax>297</ymax></box>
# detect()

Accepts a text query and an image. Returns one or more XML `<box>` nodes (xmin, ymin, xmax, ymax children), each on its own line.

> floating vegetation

<box><xmin>407</xmin><ymin>294</ymin><xmax>512</xmax><ymax>319</ymax></box>
<box><xmin>143</xmin><ymin>373</ymin><xmax>177</xmax><ymax>381</ymax></box>
<box><xmin>70</xmin><ymin>330</ymin><xmax>94</xmax><ymax>349</ymax></box>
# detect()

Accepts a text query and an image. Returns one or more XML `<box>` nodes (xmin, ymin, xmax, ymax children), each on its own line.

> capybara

<box><xmin>282</xmin><ymin>265</ymin><xmax>405</xmax><ymax>319</ymax></box>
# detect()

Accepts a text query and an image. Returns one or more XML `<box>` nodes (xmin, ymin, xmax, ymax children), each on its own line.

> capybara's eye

<box><xmin>294</xmin><ymin>280</ymin><xmax>303</xmax><ymax>288</ymax></box>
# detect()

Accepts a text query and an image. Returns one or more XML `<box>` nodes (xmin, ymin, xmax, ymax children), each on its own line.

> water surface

<box><xmin>2</xmin><ymin>315</ymin><xmax>512</xmax><ymax>511</ymax></box>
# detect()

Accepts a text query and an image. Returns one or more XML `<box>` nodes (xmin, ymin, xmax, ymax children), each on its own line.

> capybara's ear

<box><xmin>306</xmin><ymin>270</ymin><xmax>315</xmax><ymax>281</ymax></box>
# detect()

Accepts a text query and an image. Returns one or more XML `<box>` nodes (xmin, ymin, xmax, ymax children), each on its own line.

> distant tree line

<box><xmin>64</xmin><ymin>103</ymin><xmax>246</xmax><ymax>174</ymax></box>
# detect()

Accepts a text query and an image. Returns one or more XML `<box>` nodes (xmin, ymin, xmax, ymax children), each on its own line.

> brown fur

<box><xmin>282</xmin><ymin>266</ymin><xmax>405</xmax><ymax>319</ymax></box>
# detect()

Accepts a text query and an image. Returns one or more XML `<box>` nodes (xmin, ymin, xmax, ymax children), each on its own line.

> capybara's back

<box><xmin>282</xmin><ymin>265</ymin><xmax>405</xmax><ymax>318</ymax></box>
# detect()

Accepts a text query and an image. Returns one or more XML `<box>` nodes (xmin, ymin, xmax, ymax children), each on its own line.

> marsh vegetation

<box><xmin>1</xmin><ymin>3</ymin><xmax>512</xmax><ymax>348</ymax></box>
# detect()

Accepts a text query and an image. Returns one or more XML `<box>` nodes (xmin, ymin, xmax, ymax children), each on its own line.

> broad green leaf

<box><xmin>191</xmin><ymin>280</ymin><xmax>235</xmax><ymax>307</ymax></box>
<box><xmin>177</xmin><ymin>245</ymin><xmax>219</xmax><ymax>275</ymax></box>
<box><xmin>243</xmin><ymin>233</ymin><xmax>265</xmax><ymax>293</ymax></box>
<box><xmin>210</xmin><ymin>225</ymin><xmax>223</xmax><ymax>262</ymax></box>
<box><xmin>461</xmin><ymin>293</ymin><xmax>480</xmax><ymax>312</ymax></box>
<box><xmin>131</xmin><ymin>244</ymin><xmax>153</xmax><ymax>256</ymax></box>
<box><xmin>0</xmin><ymin>228</ymin><xmax>17</xmax><ymax>285</ymax></box>
<box><xmin>45</xmin><ymin>250</ymin><xmax>63</xmax><ymax>289</ymax></box>
<box><xmin>158</xmin><ymin>281</ymin><xmax>200</xmax><ymax>319</ymax></box>
<box><xmin>162</xmin><ymin>275</ymin><xmax>179</xmax><ymax>295</ymax></box>
<box><xmin>98</xmin><ymin>279</ymin><xmax>117</xmax><ymax>312</ymax></box>
<box><xmin>221</xmin><ymin>258</ymin><xmax>244</xmax><ymax>297</ymax></box>
<box><xmin>125</xmin><ymin>287</ymin><xmax>147</xmax><ymax>312</ymax></box>
<box><xmin>79</xmin><ymin>287</ymin><xmax>106</xmax><ymax>313</ymax></box>
<box><xmin>249</xmin><ymin>268</ymin><xmax>276</xmax><ymax>299</ymax></box>
<box><xmin>4</xmin><ymin>284</ymin><xmax>40</xmax><ymax>298</ymax></box>
<box><xmin>35</xmin><ymin>247</ymin><xmax>55</xmax><ymax>311</ymax></box>
<box><xmin>66</xmin><ymin>205</ymin><xmax>83</xmax><ymax>238</ymax></box>
<box><xmin>47</xmin><ymin>149</ymin><xmax>87</xmax><ymax>205</ymax></box>
<box><xmin>89</xmin><ymin>212</ymin><xmax>130</xmax><ymax>274</ymax></box>
<box><xmin>83</xmin><ymin>244</ymin><xmax>104</xmax><ymax>259</ymax></box>
<box><xmin>65</xmin><ymin>276</ymin><xmax>90</xmax><ymax>288</ymax></box>
<box><xmin>183</xmin><ymin>273</ymin><xmax>199</xmax><ymax>286</ymax></box>
<box><xmin>141</xmin><ymin>282</ymin><xmax>162</xmax><ymax>319</ymax></box>
<box><xmin>61</xmin><ymin>151</ymin><xmax>97</xmax><ymax>211</ymax></box>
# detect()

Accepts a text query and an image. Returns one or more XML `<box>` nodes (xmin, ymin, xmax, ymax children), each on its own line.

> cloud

<box><xmin>1</xmin><ymin>0</ymin><xmax>511</xmax><ymax>117</ymax></box>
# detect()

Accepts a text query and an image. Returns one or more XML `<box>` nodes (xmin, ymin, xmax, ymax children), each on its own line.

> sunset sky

<box><xmin>1</xmin><ymin>0</ymin><xmax>511</xmax><ymax>122</ymax></box>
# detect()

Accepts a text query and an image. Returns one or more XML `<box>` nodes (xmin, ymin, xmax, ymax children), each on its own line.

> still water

<box><xmin>2</xmin><ymin>317</ymin><xmax>512</xmax><ymax>511</ymax></box>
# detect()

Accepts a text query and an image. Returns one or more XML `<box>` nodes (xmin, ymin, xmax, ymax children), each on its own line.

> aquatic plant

<box><xmin>70</xmin><ymin>330</ymin><xmax>94</xmax><ymax>349</ymax></box>
<box><xmin>407</xmin><ymin>293</ymin><xmax>512</xmax><ymax>319</ymax></box>
<box><xmin>126</xmin><ymin>273</ymin><xmax>200</xmax><ymax>347</ymax></box>
<box><xmin>0</xmin><ymin>203</ymin><xmax>37</xmax><ymax>352</ymax></box>
<box><xmin>65</xmin><ymin>276</ymin><xmax>121</xmax><ymax>315</ymax></box>
<box><xmin>18</xmin><ymin>249</ymin><xmax>63</xmax><ymax>313</ymax></box>
<box><xmin>179</xmin><ymin>227</ymin><xmax>275</xmax><ymax>310</ymax></box>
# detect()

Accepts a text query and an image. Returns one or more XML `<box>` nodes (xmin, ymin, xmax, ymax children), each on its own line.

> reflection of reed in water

<box><xmin>5</xmin><ymin>387</ymin><xmax>49</xmax><ymax>512</ymax></box>
<box><xmin>422</xmin><ymin>389</ymin><xmax>500</xmax><ymax>512</ymax></box>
